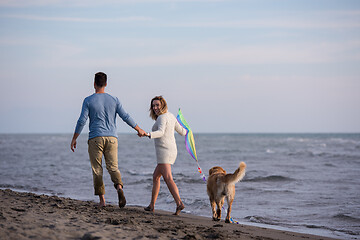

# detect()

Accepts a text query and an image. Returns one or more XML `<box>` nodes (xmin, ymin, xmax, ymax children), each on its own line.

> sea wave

<box><xmin>173</xmin><ymin>173</ymin><xmax>206</xmax><ymax>184</ymax></box>
<box><xmin>333</xmin><ymin>214</ymin><xmax>360</xmax><ymax>223</ymax></box>
<box><xmin>126</xmin><ymin>169</ymin><xmax>153</xmax><ymax>176</ymax></box>
<box><xmin>261</xmin><ymin>189</ymin><xmax>294</xmax><ymax>194</ymax></box>
<box><xmin>126</xmin><ymin>179</ymin><xmax>152</xmax><ymax>185</ymax></box>
<box><xmin>245</xmin><ymin>215</ymin><xmax>280</xmax><ymax>225</ymax></box>
<box><xmin>305</xmin><ymin>224</ymin><xmax>359</xmax><ymax>236</ymax></box>
<box><xmin>246</xmin><ymin>215</ymin><xmax>360</xmax><ymax>237</ymax></box>
<box><xmin>244</xmin><ymin>175</ymin><xmax>294</xmax><ymax>182</ymax></box>
<box><xmin>182</xmin><ymin>198</ymin><xmax>207</xmax><ymax>206</ymax></box>
<box><xmin>287</xmin><ymin>151</ymin><xmax>360</xmax><ymax>161</ymax></box>
<box><xmin>288</xmin><ymin>151</ymin><xmax>316</xmax><ymax>157</ymax></box>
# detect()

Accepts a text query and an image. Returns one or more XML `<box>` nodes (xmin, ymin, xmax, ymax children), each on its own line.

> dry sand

<box><xmin>0</xmin><ymin>189</ymin><xmax>336</xmax><ymax>240</ymax></box>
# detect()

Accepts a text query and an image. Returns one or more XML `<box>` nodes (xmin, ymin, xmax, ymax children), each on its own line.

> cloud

<box><xmin>0</xmin><ymin>0</ymin><xmax>225</xmax><ymax>7</ymax></box>
<box><xmin>111</xmin><ymin>41</ymin><xmax>360</xmax><ymax>66</ymax></box>
<box><xmin>0</xmin><ymin>14</ymin><xmax>153</xmax><ymax>23</ymax></box>
<box><xmin>165</xmin><ymin>19</ymin><xmax>360</xmax><ymax>29</ymax></box>
<box><xmin>26</xmin><ymin>39</ymin><xmax>358</xmax><ymax>69</ymax></box>
<box><xmin>2</xmin><ymin>12</ymin><xmax>359</xmax><ymax>30</ymax></box>
<box><xmin>162</xmin><ymin>10</ymin><xmax>360</xmax><ymax>29</ymax></box>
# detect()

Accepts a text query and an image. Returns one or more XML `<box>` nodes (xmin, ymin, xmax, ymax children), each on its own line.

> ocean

<box><xmin>0</xmin><ymin>133</ymin><xmax>359</xmax><ymax>239</ymax></box>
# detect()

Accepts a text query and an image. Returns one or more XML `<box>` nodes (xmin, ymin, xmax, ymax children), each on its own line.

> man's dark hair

<box><xmin>94</xmin><ymin>72</ymin><xmax>107</xmax><ymax>87</ymax></box>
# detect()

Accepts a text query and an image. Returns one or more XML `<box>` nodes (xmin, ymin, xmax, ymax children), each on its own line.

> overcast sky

<box><xmin>0</xmin><ymin>0</ymin><xmax>359</xmax><ymax>134</ymax></box>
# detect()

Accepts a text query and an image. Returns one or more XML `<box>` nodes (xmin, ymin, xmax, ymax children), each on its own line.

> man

<box><xmin>70</xmin><ymin>72</ymin><xmax>146</xmax><ymax>208</ymax></box>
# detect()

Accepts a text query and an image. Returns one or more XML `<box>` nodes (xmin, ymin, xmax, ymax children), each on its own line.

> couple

<box><xmin>70</xmin><ymin>72</ymin><xmax>186</xmax><ymax>215</ymax></box>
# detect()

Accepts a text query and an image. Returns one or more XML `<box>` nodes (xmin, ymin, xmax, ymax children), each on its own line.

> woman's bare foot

<box><xmin>144</xmin><ymin>205</ymin><xmax>154</xmax><ymax>212</ymax></box>
<box><xmin>174</xmin><ymin>203</ymin><xmax>185</xmax><ymax>215</ymax></box>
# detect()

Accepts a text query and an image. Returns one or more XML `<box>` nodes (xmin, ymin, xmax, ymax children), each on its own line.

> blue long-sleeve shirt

<box><xmin>75</xmin><ymin>93</ymin><xmax>137</xmax><ymax>139</ymax></box>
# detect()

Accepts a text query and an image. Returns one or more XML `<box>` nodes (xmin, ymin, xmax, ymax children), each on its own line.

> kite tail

<box><xmin>196</xmin><ymin>162</ymin><xmax>206</xmax><ymax>182</ymax></box>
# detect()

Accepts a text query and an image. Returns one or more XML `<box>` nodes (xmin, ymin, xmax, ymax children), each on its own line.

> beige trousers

<box><xmin>88</xmin><ymin>136</ymin><xmax>123</xmax><ymax>195</ymax></box>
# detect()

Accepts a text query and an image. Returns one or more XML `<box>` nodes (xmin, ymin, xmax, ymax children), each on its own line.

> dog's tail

<box><xmin>226</xmin><ymin>162</ymin><xmax>246</xmax><ymax>184</ymax></box>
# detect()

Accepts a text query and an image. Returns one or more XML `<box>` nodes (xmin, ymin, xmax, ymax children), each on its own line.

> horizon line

<box><xmin>0</xmin><ymin>132</ymin><xmax>359</xmax><ymax>135</ymax></box>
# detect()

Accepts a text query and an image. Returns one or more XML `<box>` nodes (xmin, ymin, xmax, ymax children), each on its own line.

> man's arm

<box><xmin>70</xmin><ymin>133</ymin><xmax>80</xmax><ymax>152</ymax></box>
<box><xmin>115</xmin><ymin>98</ymin><xmax>146</xmax><ymax>137</ymax></box>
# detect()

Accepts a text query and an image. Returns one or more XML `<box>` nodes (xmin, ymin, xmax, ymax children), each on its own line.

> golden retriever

<box><xmin>206</xmin><ymin>162</ymin><xmax>246</xmax><ymax>223</ymax></box>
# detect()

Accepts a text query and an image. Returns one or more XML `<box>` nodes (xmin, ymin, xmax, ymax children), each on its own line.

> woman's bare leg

<box><xmin>148</xmin><ymin>165</ymin><xmax>162</xmax><ymax>209</ymax></box>
<box><xmin>160</xmin><ymin>164</ymin><xmax>182</xmax><ymax>206</ymax></box>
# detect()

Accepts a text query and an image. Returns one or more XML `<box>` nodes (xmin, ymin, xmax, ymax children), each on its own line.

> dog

<box><xmin>206</xmin><ymin>162</ymin><xmax>246</xmax><ymax>223</ymax></box>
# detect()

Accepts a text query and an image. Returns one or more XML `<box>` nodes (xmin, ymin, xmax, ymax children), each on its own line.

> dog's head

<box><xmin>208</xmin><ymin>166</ymin><xmax>226</xmax><ymax>176</ymax></box>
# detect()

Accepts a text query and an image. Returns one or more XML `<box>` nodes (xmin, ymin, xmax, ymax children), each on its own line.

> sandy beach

<box><xmin>0</xmin><ymin>189</ymin><xmax>337</xmax><ymax>240</ymax></box>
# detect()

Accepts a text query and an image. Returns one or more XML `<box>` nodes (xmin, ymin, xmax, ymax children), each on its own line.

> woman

<box><xmin>144</xmin><ymin>96</ymin><xmax>187</xmax><ymax>215</ymax></box>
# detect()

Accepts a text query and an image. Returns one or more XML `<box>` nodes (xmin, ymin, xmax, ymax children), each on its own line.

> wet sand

<box><xmin>0</xmin><ymin>189</ymin><xmax>336</xmax><ymax>240</ymax></box>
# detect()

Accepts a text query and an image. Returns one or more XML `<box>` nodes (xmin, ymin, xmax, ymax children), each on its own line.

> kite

<box><xmin>176</xmin><ymin>109</ymin><xmax>206</xmax><ymax>182</ymax></box>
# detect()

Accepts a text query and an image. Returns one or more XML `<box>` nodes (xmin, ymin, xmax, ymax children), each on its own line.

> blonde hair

<box><xmin>149</xmin><ymin>96</ymin><xmax>168</xmax><ymax>120</ymax></box>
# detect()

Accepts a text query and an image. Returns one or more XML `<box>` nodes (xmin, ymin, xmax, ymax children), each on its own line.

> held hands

<box><xmin>139</xmin><ymin>132</ymin><xmax>150</xmax><ymax>138</ymax></box>
<box><xmin>138</xmin><ymin>131</ymin><xmax>150</xmax><ymax>138</ymax></box>
<box><xmin>138</xmin><ymin>131</ymin><xmax>148</xmax><ymax>137</ymax></box>
<box><xmin>136</xmin><ymin>127</ymin><xmax>149</xmax><ymax>137</ymax></box>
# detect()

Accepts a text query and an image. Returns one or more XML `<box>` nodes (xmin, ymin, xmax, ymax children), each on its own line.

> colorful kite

<box><xmin>176</xmin><ymin>109</ymin><xmax>206</xmax><ymax>181</ymax></box>
<box><xmin>176</xmin><ymin>109</ymin><xmax>197</xmax><ymax>161</ymax></box>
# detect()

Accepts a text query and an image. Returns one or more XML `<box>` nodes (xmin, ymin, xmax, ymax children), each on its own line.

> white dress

<box><xmin>150</xmin><ymin>112</ymin><xmax>187</xmax><ymax>164</ymax></box>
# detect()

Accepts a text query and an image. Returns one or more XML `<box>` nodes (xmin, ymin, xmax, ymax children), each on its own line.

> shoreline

<box><xmin>0</xmin><ymin>189</ymin><xmax>337</xmax><ymax>240</ymax></box>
